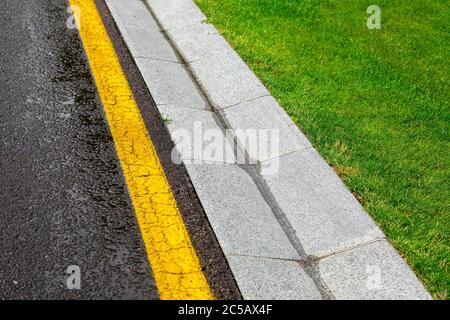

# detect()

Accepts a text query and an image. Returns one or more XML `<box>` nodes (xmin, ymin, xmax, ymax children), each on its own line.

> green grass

<box><xmin>195</xmin><ymin>0</ymin><xmax>449</xmax><ymax>299</ymax></box>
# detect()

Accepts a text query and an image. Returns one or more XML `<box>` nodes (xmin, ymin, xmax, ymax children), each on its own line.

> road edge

<box><xmin>104</xmin><ymin>0</ymin><xmax>431</xmax><ymax>300</ymax></box>
<box><xmin>93</xmin><ymin>0</ymin><xmax>242</xmax><ymax>300</ymax></box>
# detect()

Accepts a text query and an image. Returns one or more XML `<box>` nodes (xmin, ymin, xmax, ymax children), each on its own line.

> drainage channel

<box><xmin>142</xmin><ymin>0</ymin><xmax>335</xmax><ymax>300</ymax></box>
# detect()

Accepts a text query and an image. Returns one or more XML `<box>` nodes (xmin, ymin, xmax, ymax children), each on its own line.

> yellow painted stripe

<box><xmin>70</xmin><ymin>0</ymin><xmax>213</xmax><ymax>300</ymax></box>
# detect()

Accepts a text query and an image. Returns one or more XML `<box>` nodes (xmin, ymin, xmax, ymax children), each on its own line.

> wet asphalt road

<box><xmin>0</xmin><ymin>0</ymin><xmax>158</xmax><ymax>299</ymax></box>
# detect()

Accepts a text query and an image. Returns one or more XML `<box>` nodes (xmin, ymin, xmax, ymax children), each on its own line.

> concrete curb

<box><xmin>105</xmin><ymin>0</ymin><xmax>431</xmax><ymax>300</ymax></box>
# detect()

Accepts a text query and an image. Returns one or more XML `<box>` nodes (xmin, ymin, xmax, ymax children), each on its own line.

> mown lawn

<box><xmin>195</xmin><ymin>0</ymin><xmax>449</xmax><ymax>299</ymax></box>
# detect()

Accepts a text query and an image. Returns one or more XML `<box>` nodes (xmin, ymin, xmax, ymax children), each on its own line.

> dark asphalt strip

<box><xmin>95</xmin><ymin>0</ymin><xmax>241</xmax><ymax>300</ymax></box>
<box><xmin>0</xmin><ymin>0</ymin><xmax>157</xmax><ymax>299</ymax></box>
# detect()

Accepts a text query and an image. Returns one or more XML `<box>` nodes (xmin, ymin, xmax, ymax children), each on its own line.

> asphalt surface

<box><xmin>0</xmin><ymin>0</ymin><xmax>240</xmax><ymax>300</ymax></box>
<box><xmin>0</xmin><ymin>0</ymin><xmax>157</xmax><ymax>299</ymax></box>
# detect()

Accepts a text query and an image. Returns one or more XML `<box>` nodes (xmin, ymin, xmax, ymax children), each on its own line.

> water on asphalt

<box><xmin>0</xmin><ymin>0</ymin><xmax>158</xmax><ymax>299</ymax></box>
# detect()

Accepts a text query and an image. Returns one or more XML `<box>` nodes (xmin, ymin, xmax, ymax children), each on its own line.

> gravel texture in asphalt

<box><xmin>0</xmin><ymin>0</ymin><xmax>239</xmax><ymax>300</ymax></box>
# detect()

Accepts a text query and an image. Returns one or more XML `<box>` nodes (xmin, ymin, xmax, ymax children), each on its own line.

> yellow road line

<box><xmin>70</xmin><ymin>0</ymin><xmax>213</xmax><ymax>300</ymax></box>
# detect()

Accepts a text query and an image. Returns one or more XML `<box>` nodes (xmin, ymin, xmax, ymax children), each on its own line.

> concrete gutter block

<box><xmin>106</xmin><ymin>0</ymin><xmax>160</xmax><ymax>31</ymax></box>
<box><xmin>118</xmin><ymin>24</ymin><xmax>178</xmax><ymax>62</ymax></box>
<box><xmin>227</xmin><ymin>255</ymin><xmax>322</xmax><ymax>300</ymax></box>
<box><xmin>184</xmin><ymin>163</ymin><xmax>300</xmax><ymax>260</ymax></box>
<box><xmin>261</xmin><ymin>148</ymin><xmax>384</xmax><ymax>257</ymax></box>
<box><xmin>135</xmin><ymin>58</ymin><xmax>206</xmax><ymax>109</ymax></box>
<box><xmin>319</xmin><ymin>240</ymin><xmax>432</xmax><ymax>300</ymax></box>
<box><xmin>167</xmin><ymin>23</ymin><xmax>233</xmax><ymax>62</ymax></box>
<box><xmin>223</xmin><ymin>96</ymin><xmax>312</xmax><ymax>162</ymax></box>
<box><xmin>146</xmin><ymin>0</ymin><xmax>206</xmax><ymax>31</ymax></box>
<box><xmin>158</xmin><ymin>105</ymin><xmax>236</xmax><ymax>164</ymax></box>
<box><xmin>190</xmin><ymin>50</ymin><xmax>270</xmax><ymax>108</ymax></box>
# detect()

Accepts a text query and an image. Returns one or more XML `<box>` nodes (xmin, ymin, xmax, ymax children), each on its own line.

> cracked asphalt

<box><xmin>0</xmin><ymin>0</ymin><xmax>240</xmax><ymax>300</ymax></box>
